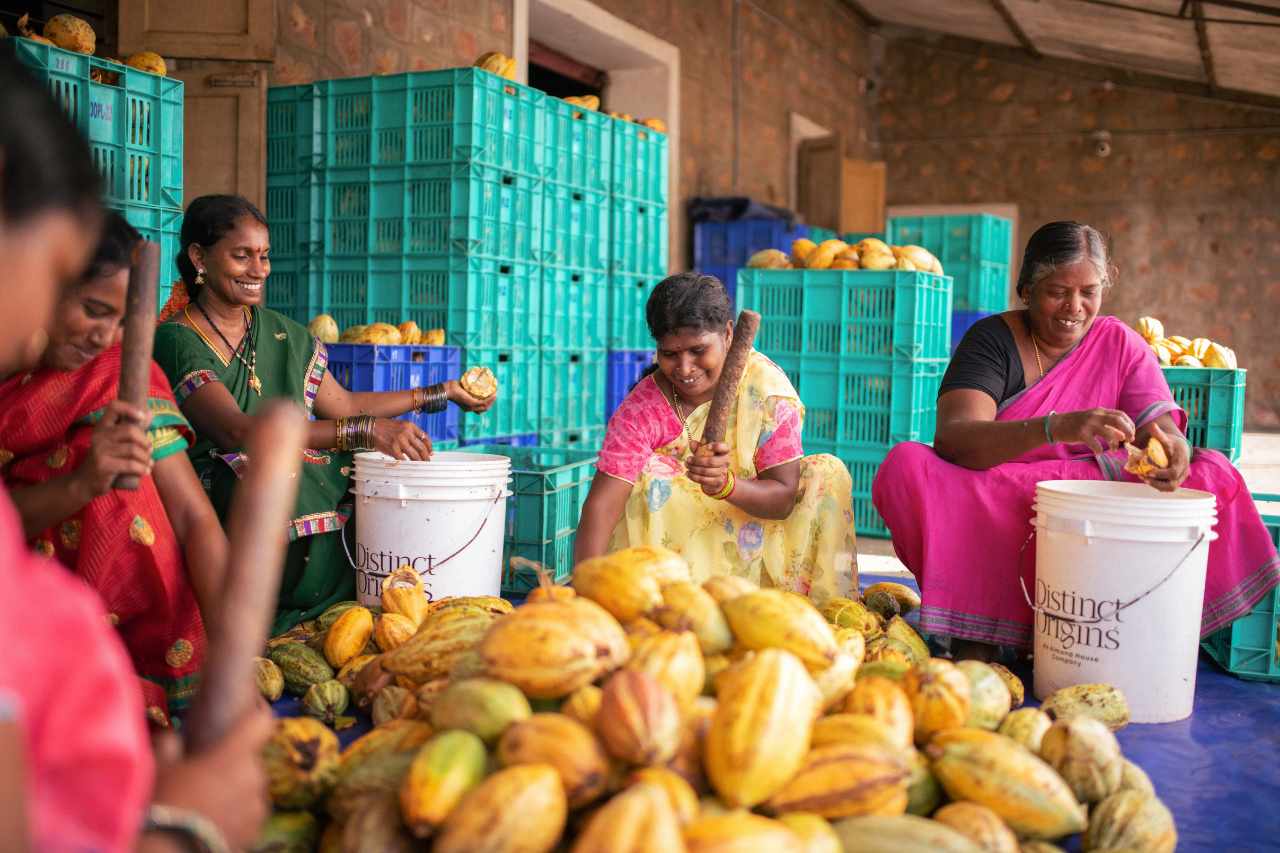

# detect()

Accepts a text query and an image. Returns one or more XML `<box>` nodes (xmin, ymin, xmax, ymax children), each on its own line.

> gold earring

<box><xmin>195</xmin><ymin>269</ymin><xmax>206</xmax><ymax>286</ymax></box>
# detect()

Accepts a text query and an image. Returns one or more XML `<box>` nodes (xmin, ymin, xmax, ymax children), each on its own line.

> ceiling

<box><xmin>849</xmin><ymin>0</ymin><xmax>1280</xmax><ymax>103</ymax></box>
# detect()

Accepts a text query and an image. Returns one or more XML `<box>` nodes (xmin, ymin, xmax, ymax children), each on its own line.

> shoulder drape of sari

<box><xmin>0</xmin><ymin>346</ymin><xmax>204</xmax><ymax>719</ymax></box>
<box><xmin>605</xmin><ymin>351</ymin><xmax>857</xmax><ymax>602</ymax></box>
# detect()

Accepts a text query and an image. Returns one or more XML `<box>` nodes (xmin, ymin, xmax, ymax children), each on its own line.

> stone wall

<box><xmin>879</xmin><ymin>38</ymin><xmax>1280</xmax><ymax>428</ymax></box>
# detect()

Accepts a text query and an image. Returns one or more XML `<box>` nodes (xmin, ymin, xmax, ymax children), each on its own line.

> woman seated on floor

<box><xmin>872</xmin><ymin>220</ymin><xmax>1280</xmax><ymax>660</ymax></box>
<box><xmin>574</xmin><ymin>272</ymin><xmax>857</xmax><ymax>602</ymax></box>
<box><xmin>0</xmin><ymin>211</ymin><xmax>223</xmax><ymax>722</ymax></box>
<box><xmin>152</xmin><ymin>195</ymin><xmax>496</xmax><ymax>634</ymax></box>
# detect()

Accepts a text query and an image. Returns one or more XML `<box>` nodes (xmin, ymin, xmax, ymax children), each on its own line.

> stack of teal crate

<box><xmin>12</xmin><ymin>40</ymin><xmax>185</xmax><ymax>307</ymax></box>
<box><xmin>887</xmin><ymin>213</ymin><xmax>1012</xmax><ymax>350</ymax></box>
<box><xmin>737</xmin><ymin>267</ymin><xmax>952</xmax><ymax>538</ymax></box>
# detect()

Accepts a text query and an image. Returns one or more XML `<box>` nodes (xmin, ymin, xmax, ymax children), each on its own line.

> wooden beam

<box><xmin>988</xmin><ymin>0</ymin><xmax>1042</xmax><ymax>59</ymax></box>
<box><xmin>835</xmin><ymin>0</ymin><xmax>879</xmax><ymax>30</ymax></box>
<box><xmin>528</xmin><ymin>40</ymin><xmax>606</xmax><ymax>90</ymax></box>
<box><xmin>1191</xmin><ymin>0</ymin><xmax>1218</xmax><ymax>94</ymax></box>
<box><xmin>1199</xmin><ymin>0</ymin><xmax>1280</xmax><ymax>17</ymax></box>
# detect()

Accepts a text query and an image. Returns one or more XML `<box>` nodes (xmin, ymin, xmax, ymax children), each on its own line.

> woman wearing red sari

<box><xmin>873</xmin><ymin>221</ymin><xmax>1280</xmax><ymax>660</ymax></box>
<box><xmin>0</xmin><ymin>211</ymin><xmax>225</xmax><ymax>722</ymax></box>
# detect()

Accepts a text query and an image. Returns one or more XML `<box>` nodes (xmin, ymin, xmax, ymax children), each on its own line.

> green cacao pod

<box><xmin>249</xmin><ymin>811</ymin><xmax>319</xmax><ymax>853</ymax></box>
<box><xmin>269</xmin><ymin>641</ymin><xmax>335</xmax><ymax>696</ymax></box>
<box><xmin>429</xmin><ymin>677</ymin><xmax>532</xmax><ymax>744</ymax></box>
<box><xmin>957</xmin><ymin>660</ymin><xmax>1012</xmax><ymax>731</ymax></box>
<box><xmin>303</xmin><ymin>679</ymin><xmax>349</xmax><ymax>726</ymax></box>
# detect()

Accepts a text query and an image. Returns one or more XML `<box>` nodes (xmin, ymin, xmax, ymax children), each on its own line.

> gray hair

<box><xmin>1016</xmin><ymin>221</ymin><xmax>1115</xmax><ymax>298</ymax></box>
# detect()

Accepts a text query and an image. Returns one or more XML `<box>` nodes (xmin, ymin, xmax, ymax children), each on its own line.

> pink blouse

<box><xmin>598</xmin><ymin>375</ymin><xmax>803</xmax><ymax>483</ymax></box>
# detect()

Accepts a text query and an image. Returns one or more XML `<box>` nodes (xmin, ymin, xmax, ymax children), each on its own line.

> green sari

<box><xmin>154</xmin><ymin>307</ymin><xmax>354</xmax><ymax>634</ymax></box>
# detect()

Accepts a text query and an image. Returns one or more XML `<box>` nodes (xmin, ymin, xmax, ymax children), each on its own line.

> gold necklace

<box><xmin>1031</xmin><ymin>334</ymin><xmax>1046</xmax><ymax>379</ymax></box>
<box><xmin>184</xmin><ymin>304</ymin><xmax>263</xmax><ymax>394</ymax></box>
<box><xmin>664</xmin><ymin>378</ymin><xmax>697</xmax><ymax>452</ymax></box>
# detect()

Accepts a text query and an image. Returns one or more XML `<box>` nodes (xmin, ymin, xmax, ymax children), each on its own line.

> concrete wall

<box><xmin>878</xmin><ymin>38</ymin><xmax>1280</xmax><ymax>428</ymax></box>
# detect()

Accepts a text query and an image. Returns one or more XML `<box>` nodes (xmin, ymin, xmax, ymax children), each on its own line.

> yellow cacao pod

<box><xmin>893</xmin><ymin>245</ymin><xmax>942</xmax><ymax>276</ymax></box>
<box><xmin>904</xmin><ymin>748</ymin><xmax>943</xmax><ymax>816</ymax></box>
<box><xmin>859</xmin><ymin>249</ymin><xmax>897</xmax><ymax>270</ymax></box>
<box><xmin>412</xmin><ymin>678</ymin><xmax>448</xmax><ymax>720</ymax></box>
<box><xmin>341</xmin><ymin>796</ymin><xmax>415</xmax><ymax>853</ymax></box>
<box><xmin>334</xmin><ymin>654</ymin><xmax>377</xmax><ymax>692</ymax></box>
<box><xmin>307</xmin><ymin>314</ymin><xmax>340</xmax><ymax>344</ymax></box>
<box><xmin>433</xmin><ymin>764</ymin><xmax>567</xmax><ymax>853</ymax></box>
<box><xmin>701</xmin><ymin>574</ymin><xmax>758</xmax><ymax>606</ymax></box>
<box><xmin>830</xmin><ymin>258</ymin><xmax>859</xmax><ymax>270</ymax></box>
<box><xmin>398</xmin><ymin>728</ymin><xmax>486</xmax><ymax>837</ymax></box>
<box><xmin>1203</xmin><ymin>341</ymin><xmax>1237</xmax><ymax>369</ymax></box>
<box><xmin>430</xmin><ymin>677</ymin><xmax>531</xmax><ymax>744</ymax></box>
<box><xmin>957</xmin><ymin>660</ymin><xmax>1012</xmax><ymax>730</ymax></box>
<box><xmin>624</xmin><ymin>616</ymin><xmax>664</xmax><ymax>651</ymax></box>
<box><xmin>804</xmin><ymin>239</ymin><xmax>847</xmax><ymax>270</ymax></box>
<box><xmin>842</xmin><ymin>676</ymin><xmax>913</xmax><ymax>750</ymax></box>
<box><xmin>573</xmin><ymin>546</ymin><xmax>689</xmax><ymax>622</ymax></box>
<box><xmin>998</xmin><ymin>707</ymin><xmax>1053</xmax><ymax>753</ymax></box>
<box><xmin>1118</xmin><ymin>758</ymin><xmax>1155</xmax><ymax>797</ymax></box>
<box><xmin>596</xmin><ymin>668</ymin><xmax>682</xmax><ymax>766</ymax></box>
<box><xmin>791</xmin><ymin>238</ymin><xmax>818</xmax><ymax>265</ymax></box>
<box><xmin>884</xmin><ymin>616</ymin><xmax>929</xmax><ymax>664</ymax></box>
<box><xmin>926</xmin><ymin>728</ymin><xmax>1087</xmax><ymax>840</ymax></box>
<box><xmin>777</xmin><ymin>813</ymin><xmax>841</xmax><ymax>853</ymax></box>
<box><xmin>627</xmin><ymin>766</ymin><xmax>699</xmax><ymax>825</ymax></box>
<box><xmin>832</xmin><ymin>814</ymin><xmax>981</xmax><ymax>852</ymax></box>
<box><xmin>1038</xmin><ymin>716</ymin><xmax>1123</xmax><ymax>804</ymax></box>
<box><xmin>903</xmin><ymin>659</ymin><xmax>971</xmax><ymax>745</ymax></box>
<box><xmin>1020</xmin><ymin>843</ymin><xmax>1066</xmax><ymax>853</ymax></box>
<box><xmin>498</xmin><ymin>713</ymin><xmax>610</xmax><ymax>809</ymax></box>
<box><xmin>721</xmin><ymin>589</ymin><xmax>837</xmax><ymax>672</ymax></box>
<box><xmin>1135</xmin><ymin>316</ymin><xmax>1164</xmax><ymax>343</ymax></box>
<box><xmin>328</xmin><ymin>721</ymin><xmax>434</xmax><ymax>821</ymax></box>
<box><xmin>810</xmin><ymin>713</ymin><xmax>905</xmax><ymax>752</ymax></box>
<box><xmin>988</xmin><ymin>662</ymin><xmax>1025</xmax><ymax>709</ymax></box>
<box><xmin>655</xmin><ymin>581</ymin><xmax>734</xmax><ymax>655</ymax></box>
<box><xmin>264</xmin><ymin>717</ymin><xmax>339</xmax><ymax>809</ymax></box>
<box><xmin>933</xmin><ymin>802</ymin><xmax>1019</xmax><ymax>853</ymax></box>
<box><xmin>857</xmin><ymin>660</ymin><xmax>909</xmax><ymax>682</ymax></box>
<box><xmin>821</xmin><ymin>597</ymin><xmax>881</xmax><ymax>637</ymax></box>
<box><xmin>1174</xmin><ymin>354</ymin><xmax>1203</xmax><ymax>367</ymax></box>
<box><xmin>684</xmin><ymin>812</ymin><xmax>805</xmax><ymax>852</ymax></box>
<box><xmin>374</xmin><ymin>613</ymin><xmax>417</xmax><ymax>652</ymax></box>
<box><xmin>704</xmin><ymin>648</ymin><xmax>819</xmax><ymax>808</ymax></box>
<box><xmin>669</xmin><ymin>698</ymin><xmax>715</xmax><ymax>794</ymax></box>
<box><xmin>865</xmin><ymin>636</ymin><xmax>915</xmax><ymax>667</ymax></box>
<box><xmin>1082</xmin><ymin>790</ymin><xmax>1177</xmax><ymax>853</ymax></box>
<box><xmin>746</xmin><ymin>248</ymin><xmax>792</xmax><ymax>270</ymax></box>
<box><xmin>833</xmin><ymin>627</ymin><xmax>866</xmax><ymax>666</ymax></box>
<box><xmin>562</xmin><ymin>683</ymin><xmax>604</xmax><ymax>728</ymax></box>
<box><xmin>323</xmin><ymin>606</ymin><xmax>374</xmax><ymax>668</ymax></box>
<box><xmin>628</xmin><ymin>630</ymin><xmax>705</xmax><ymax>710</ymax></box>
<box><xmin>767</xmin><ymin>741</ymin><xmax>911</xmax><ymax>819</ymax></box>
<box><xmin>396</xmin><ymin>320</ymin><xmax>421</xmax><ymax>345</ymax></box>
<box><xmin>1040</xmin><ymin>683</ymin><xmax>1130</xmax><ymax>730</ymax></box>
<box><xmin>254</xmin><ymin>656</ymin><xmax>284</xmax><ymax>702</ymax></box>
<box><xmin>814</xmin><ymin>652</ymin><xmax>859</xmax><ymax>712</ymax></box>
<box><xmin>381</xmin><ymin>607</ymin><xmax>494</xmax><ymax>684</ymax></box>
<box><xmin>571</xmin><ymin>781</ymin><xmax>684</xmax><ymax>852</ymax></box>
<box><xmin>430</xmin><ymin>594</ymin><xmax>513</xmax><ymax>618</ymax></box>
<box><xmin>480</xmin><ymin>598</ymin><xmax>629</xmax><ymax>699</ymax></box>
<box><xmin>380</xmin><ymin>566</ymin><xmax>430</xmax><ymax>627</ymax></box>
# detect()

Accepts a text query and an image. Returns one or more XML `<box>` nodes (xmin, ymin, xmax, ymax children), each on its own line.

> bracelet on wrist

<box><xmin>1043</xmin><ymin>410</ymin><xmax>1056</xmax><ymax>445</ymax></box>
<box><xmin>710</xmin><ymin>471</ymin><xmax>736</xmax><ymax>501</ymax></box>
<box><xmin>144</xmin><ymin>804</ymin><xmax>230</xmax><ymax>853</ymax></box>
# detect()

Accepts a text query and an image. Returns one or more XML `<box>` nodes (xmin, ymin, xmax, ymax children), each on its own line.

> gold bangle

<box><xmin>335</xmin><ymin>417</ymin><xmax>347</xmax><ymax>451</ymax></box>
<box><xmin>710</xmin><ymin>471</ymin><xmax>736</xmax><ymax>501</ymax></box>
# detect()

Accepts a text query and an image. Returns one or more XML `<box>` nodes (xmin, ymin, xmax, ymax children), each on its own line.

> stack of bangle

<box><xmin>710</xmin><ymin>471</ymin><xmax>736</xmax><ymax>501</ymax></box>
<box><xmin>335</xmin><ymin>414</ymin><xmax>376</xmax><ymax>452</ymax></box>
<box><xmin>413</xmin><ymin>383</ymin><xmax>449</xmax><ymax>414</ymax></box>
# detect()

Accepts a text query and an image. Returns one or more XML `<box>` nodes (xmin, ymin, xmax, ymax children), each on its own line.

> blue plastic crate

<box><xmin>544</xmin><ymin>97</ymin><xmax>613</xmax><ymax>192</ymax></box>
<box><xmin>266</xmin><ymin>254</ymin><xmax>542</xmax><ymax>350</ymax></box>
<box><xmin>693</xmin><ymin>219</ymin><xmax>809</xmax><ymax>267</ymax></box>
<box><xmin>606</xmin><ymin>350</ymin><xmax>654</xmax><ymax>420</ymax></box>
<box><xmin>541</xmin><ymin>184</ymin><xmax>609</xmax><ymax>269</ymax></box>
<box><xmin>1163</xmin><ymin>366</ymin><xmax>1247</xmax><ymax>462</ymax></box>
<box><xmin>539</xmin><ymin>349</ymin><xmax>607</xmax><ymax>434</ymax></box>
<box><xmin>951</xmin><ymin>309</ymin><xmax>992</xmax><ymax>353</ymax></box>
<box><xmin>111</xmin><ymin>202</ymin><xmax>183</xmax><ymax>313</ymax></box>
<box><xmin>324</xmin><ymin>343</ymin><xmax>461</xmax><ymax>443</ymax></box>
<box><xmin>608</xmin><ymin>274</ymin><xmax>660</xmax><ymax>349</ymax></box>
<box><xmin>12</xmin><ymin>39</ymin><xmax>184</xmax><ymax>210</ymax></box>
<box><xmin>459</xmin><ymin>433</ymin><xmax>538</xmax><ymax>447</ymax></box>
<box><xmin>610</xmin><ymin>198</ymin><xmax>668</xmax><ymax>276</ymax></box>
<box><xmin>610</xmin><ymin>119</ymin><xmax>669</xmax><ymax>203</ymax></box>
<box><xmin>541</xmin><ymin>267</ymin><xmax>608</xmax><ymax>350</ymax></box>
<box><xmin>1203</xmin><ymin>493</ymin><xmax>1280</xmax><ymax>682</ymax></box>
<box><xmin>458</xmin><ymin>348</ymin><xmax>540</xmax><ymax>441</ymax></box>
<box><xmin>697</xmin><ymin>263</ymin><xmax>740</xmax><ymax>305</ymax></box>
<box><xmin>887</xmin><ymin>214</ymin><xmax>1012</xmax><ymax>312</ymax></box>
<box><xmin>268</xmin><ymin>69</ymin><xmax>547</xmax><ymax>175</ymax></box>
<box><xmin>774</xmin><ymin>354</ymin><xmax>946</xmax><ymax>449</ymax></box>
<box><xmin>737</xmin><ymin>269</ymin><xmax>953</xmax><ymax>362</ymax></box>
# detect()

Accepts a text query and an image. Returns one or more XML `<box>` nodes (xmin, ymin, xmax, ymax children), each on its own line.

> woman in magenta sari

<box><xmin>872</xmin><ymin>221</ymin><xmax>1279</xmax><ymax>660</ymax></box>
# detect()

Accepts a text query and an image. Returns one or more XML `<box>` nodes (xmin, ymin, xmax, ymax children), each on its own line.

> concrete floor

<box><xmin>856</xmin><ymin>431</ymin><xmax>1280</xmax><ymax>579</ymax></box>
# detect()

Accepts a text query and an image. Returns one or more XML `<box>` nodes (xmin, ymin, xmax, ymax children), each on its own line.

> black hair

<box><xmin>1016</xmin><ymin>221</ymin><xmax>1114</xmax><ymax>298</ymax></box>
<box><xmin>0</xmin><ymin>51</ymin><xmax>102</xmax><ymax>226</ymax></box>
<box><xmin>80</xmin><ymin>210</ymin><xmax>141</xmax><ymax>282</ymax></box>
<box><xmin>645</xmin><ymin>272</ymin><xmax>734</xmax><ymax>341</ymax></box>
<box><xmin>177</xmin><ymin>194</ymin><xmax>269</xmax><ymax>289</ymax></box>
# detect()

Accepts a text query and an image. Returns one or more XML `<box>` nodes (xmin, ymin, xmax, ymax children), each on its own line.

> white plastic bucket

<box><xmin>350</xmin><ymin>451</ymin><xmax>511</xmax><ymax>605</ymax></box>
<box><xmin>1030</xmin><ymin>480</ymin><xmax>1217</xmax><ymax>723</ymax></box>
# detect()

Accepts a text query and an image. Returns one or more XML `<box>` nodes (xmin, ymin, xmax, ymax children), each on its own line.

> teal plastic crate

<box><xmin>541</xmin><ymin>267</ymin><xmax>608</xmax><ymax>350</ymax></box>
<box><xmin>610</xmin><ymin>198</ymin><xmax>668</xmax><ymax>276</ymax></box>
<box><xmin>266</xmin><ymin>254</ymin><xmax>542</xmax><ymax>350</ymax></box>
<box><xmin>737</xmin><ymin>269</ymin><xmax>952</xmax><ymax>362</ymax></box>
<box><xmin>610</xmin><ymin>118</ymin><xmax>669</xmax><ymax>203</ymax></box>
<box><xmin>460</xmin><ymin>446</ymin><xmax>598</xmax><ymax>591</ymax></box>
<box><xmin>12</xmin><ymin>39</ymin><xmax>184</xmax><ymax>211</ymax></box>
<box><xmin>459</xmin><ymin>348</ymin><xmax>540</xmax><ymax>440</ymax></box>
<box><xmin>887</xmin><ymin>214</ymin><xmax>1012</xmax><ymax>311</ymax></box>
<box><xmin>775</xmin><ymin>355</ymin><xmax>946</xmax><ymax>449</ymax></box>
<box><xmin>541</xmin><ymin>184</ymin><xmax>609</xmax><ymax>269</ymax></box>
<box><xmin>608</xmin><ymin>274</ymin><xmax>660</xmax><ymax>349</ymax></box>
<box><xmin>111</xmin><ymin>202</ymin><xmax>183</xmax><ymax>312</ymax></box>
<box><xmin>539</xmin><ymin>427</ymin><xmax>607</xmax><ymax>451</ymax></box>
<box><xmin>818</xmin><ymin>445</ymin><xmax>892</xmax><ymax>539</ymax></box>
<box><xmin>1202</xmin><ymin>493</ymin><xmax>1280</xmax><ymax>682</ymax></box>
<box><xmin>539</xmin><ymin>349</ymin><xmax>607</xmax><ymax>434</ymax></box>
<box><xmin>265</xmin><ymin>173</ymin><xmax>322</xmax><ymax>257</ymax></box>
<box><xmin>808</xmin><ymin>226</ymin><xmax>838</xmax><ymax>243</ymax></box>
<box><xmin>841</xmin><ymin>232</ymin><xmax>884</xmax><ymax>245</ymax></box>
<box><xmin>266</xmin><ymin>84</ymin><xmax>318</xmax><ymax>176</ymax></box>
<box><xmin>544</xmin><ymin>97</ymin><xmax>613</xmax><ymax>192</ymax></box>
<box><xmin>268</xmin><ymin>69</ymin><xmax>547</xmax><ymax>175</ymax></box>
<box><xmin>301</xmin><ymin>162</ymin><xmax>544</xmax><ymax>262</ymax></box>
<box><xmin>1163</xmin><ymin>366</ymin><xmax>1246</xmax><ymax>461</ymax></box>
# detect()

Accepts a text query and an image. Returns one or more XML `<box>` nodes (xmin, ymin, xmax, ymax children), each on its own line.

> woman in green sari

<box><xmin>153</xmin><ymin>195</ymin><xmax>494</xmax><ymax>633</ymax></box>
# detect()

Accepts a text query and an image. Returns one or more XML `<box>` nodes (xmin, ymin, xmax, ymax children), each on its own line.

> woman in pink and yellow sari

<box><xmin>873</xmin><ymin>221</ymin><xmax>1279</xmax><ymax>659</ymax></box>
<box><xmin>574</xmin><ymin>273</ymin><xmax>857</xmax><ymax>603</ymax></box>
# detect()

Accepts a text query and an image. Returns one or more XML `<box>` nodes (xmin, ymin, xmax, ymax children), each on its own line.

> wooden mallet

<box><xmin>112</xmin><ymin>240</ymin><xmax>160</xmax><ymax>491</ymax></box>
<box><xmin>696</xmin><ymin>309</ymin><xmax>762</xmax><ymax>455</ymax></box>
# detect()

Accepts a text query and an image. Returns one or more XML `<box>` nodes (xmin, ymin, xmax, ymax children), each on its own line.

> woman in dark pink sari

<box><xmin>872</xmin><ymin>221</ymin><xmax>1279</xmax><ymax>659</ymax></box>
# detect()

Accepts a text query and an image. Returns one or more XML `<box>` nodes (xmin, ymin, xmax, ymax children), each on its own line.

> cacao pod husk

<box><xmin>1117</xmin><ymin>758</ymin><xmax>1155</xmax><ymax>797</ymax></box>
<box><xmin>374</xmin><ymin>612</ymin><xmax>417</xmax><ymax>652</ymax></box>
<box><xmin>381</xmin><ymin>607</ymin><xmax>493</xmax><ymax>684</ymax></box>
<box><xmin>833</xmin><ymin>627</ymin><xmax>867</xmax><ymax>667</ymax></box>
<box><xmin>573</xmin><ymin>547</ymin><xmax>677</xmax><ymax>622</ymax></box>
<box><xmin>264</xmin><ymin>717</ymin><xmax>340</xmax><ymax>809</ymax></box>
<box><xmin>813</xmin><ymin>652</ymin><xmax>859</xmax><ymax>712</ymax></box>
<box><xmin>904</xmin><ymin>748</ymin><xmax>943</xmax><ymax>816</ymax></box>
<box><xmin>315</xmin><ymin>600</ymin><xmax>360</xmax><ymax>631</ymax></box>
<box><xmin>861</xmin><ymin>582</ymin><xmax>921</xmax><ymax>615</ymax></box>
<box><xmin>810</xmin><ymin>713</ymin><xmax>904</xmax><ymax>752</ymax></box>
<box><xmin>864</xmin><ymin>589</ymin><xmax>902</xmax><ymax>621</ymax></box>
<box><xmin>857</xmin><ymin>660</ymin><xmax>909</xmax><ymax>682</ymax></box>
<box><xmin>885</xmin><ymin>616</ymin><xmax>929</xmax><ymax>665</ymax></box>
<box><xmin>341</xmin><ymin>794</ymin><xmax>415</xmax><ymax>853</ymax></box>
<box><xmin>498</xmin><ymin>713</ymin><xmax>611</xmax><ymax>809</ymax></box>
<box><xmin>433</xmin><ymin>764</ymin><xmax>567</xmax><ymax>853</ymax></box>
<box><xmin>398</xmin><ymin>729</ymin><xmax>486</xmax><ymax>837</ymax></box>
<box><xmin>335</xmin><ymin>653</ymin><xmax>377</xmax><ymax>692</ymax></box>
<box><xmin>865</xmin><ymin>636</ymin><xmax>916</xmax><ymax>667</ymax></box>
<box><xmin>668</xmin><ymin>697</ymin><xmax>714</xmax><ymax>794</ymax></box>
<box><xmin>327</xmin><ymin>719</ymin><xmax>433</xmax><ymax>821</ymax></box>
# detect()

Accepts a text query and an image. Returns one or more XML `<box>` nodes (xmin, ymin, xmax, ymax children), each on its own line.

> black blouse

<box><xmin>939</xmin><ymin>313</ymin><xmax>1027</xmax><ymax>405</ymax></box>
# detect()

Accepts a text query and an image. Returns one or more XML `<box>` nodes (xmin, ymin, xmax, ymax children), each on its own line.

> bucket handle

<box><xmin>340</xmin><ymin>490</ymin><xmax>506</xmax><ymax>574</ymax></box>
<box><xmin>1016</xmin><ymin>526</ymin><xmax>1208</xmax><ymax>625</ymax></box>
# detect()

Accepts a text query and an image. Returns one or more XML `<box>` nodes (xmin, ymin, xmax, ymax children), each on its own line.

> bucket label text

<box><xmin>1035</xmin><ymin>578</ymin><xmax>1124</xmax><ymax>653</ymax></box>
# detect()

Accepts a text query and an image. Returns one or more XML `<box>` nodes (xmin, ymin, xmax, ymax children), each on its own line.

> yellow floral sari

<box><xmin>604</xmin><ymin>352</ymin><xmax>857</xmax><ymax>603</ymax></box>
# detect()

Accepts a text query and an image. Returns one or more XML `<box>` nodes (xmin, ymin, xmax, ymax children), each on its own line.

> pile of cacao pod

<box><xmin>747</xmin><ymin>237</ymin><xmax>944</xmax><ymax>274</ymax></box>
<box><xmin>252</xmin><ymin>549</ymin><xmax>1176</xmax><ymax>853</ymax></box>
<box><xmin>1134</xmin><ymin>316</ymin><xmax>1238</xmax><ymax>369</ymax></box>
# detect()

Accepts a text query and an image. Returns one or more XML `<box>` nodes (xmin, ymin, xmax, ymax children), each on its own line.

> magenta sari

<box><xmin>872</xmin><ymin>315</ymin><xmax>1280</xmax><ymax>647</ymax></box>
